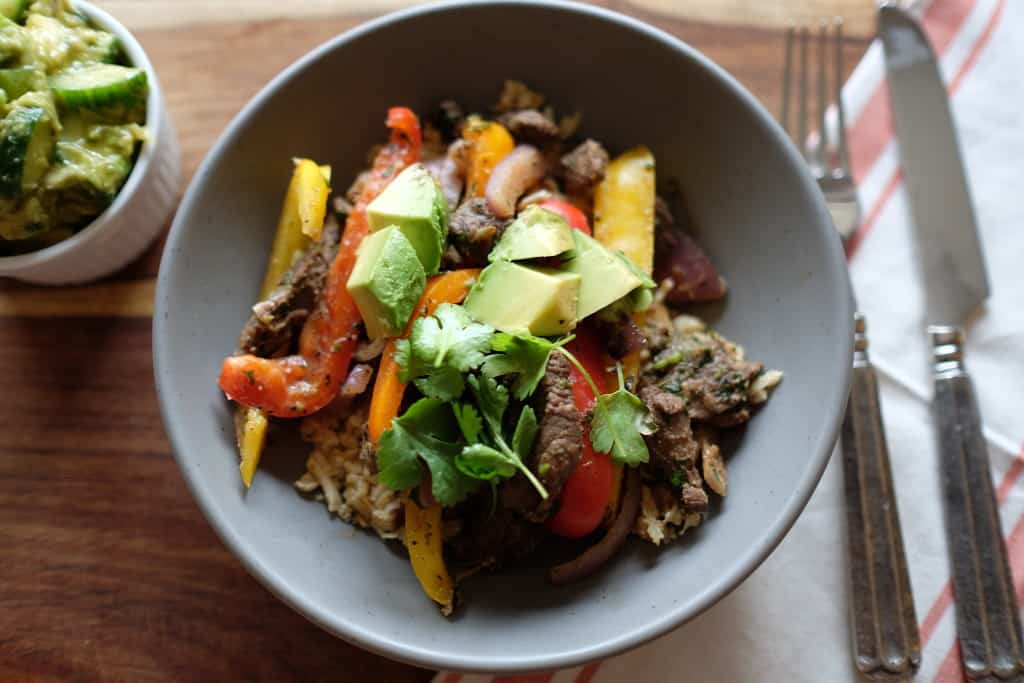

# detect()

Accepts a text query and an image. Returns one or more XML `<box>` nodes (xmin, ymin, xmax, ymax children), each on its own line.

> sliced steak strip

<box><xmin>639</xmin><ymin>384</ymin><xmax>708</xmax><ymax>514</ymax></box>
<box><xmin>447</xmin><ymin>198</ymin><xmax>510</xmax><ymax>266</ymax></box>
<box><xmin>238</xmin><ymin>217</ymin><xmax>341</xmax><ymax>358</ymax></box>
<box><xmin>639</xmin><ymin>385</ymin><xmax>699</xmax><ymax>479</ymax></box>
<box><xmin>502</xmin><ymin>352</ymin><xmax>584</xmax><ymax>521</ymax></box>
<box><xmin>560</xmin><ymin>139</ymin><xmax>608</xmax><ymax>196</ymax></box>
<box><xmin>499</xmin><ymin>109</ymin><xmax>561</xmax><ymax>145</ymax></box>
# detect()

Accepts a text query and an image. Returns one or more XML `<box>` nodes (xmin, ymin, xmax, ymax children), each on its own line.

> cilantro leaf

<box><xmin>455</xmin><ymin>443</ymin><xmax>518</xmax><ymax>480</ymax></box>
<box><xmin>376</xmin><ymin>398</ymin><xmax>479</xmax><ymax>506</ymax></box>
<box><xmin>453</xmin><ymin>402</ymin><xmax>483</xmax><ymax>445</ymax></box>
<box><xmin>511</xmin><ymin>405</ymin><xmax>538</xmax><ymax>460</ymax></box>
<box><xmin>467</xmin><ymin>374</ymin><xmax>508</xmax><ymax>436</ymax></box>
<box><xmin>481</xmin><ymin>333</ymin><xmax>572</xmax><ymax>400</ymax></box>
<box><xmin>412</xmin><ymin>366</ymin><xmax>464</xmax><ymax>401</ymax></box>
<box><xmin>411</xmin><ymin>303</ymin><xmax>494</xmax><ymax>372</ymax></box>
<box><xmin>590</xmin><ymin>365</ymin><xmax>657</xmax><ymax>466</ymax></box>
<box><xmin>395</xmin><ymin>304</ymin><xmax>494</xmax><ymax>400</ymax></box>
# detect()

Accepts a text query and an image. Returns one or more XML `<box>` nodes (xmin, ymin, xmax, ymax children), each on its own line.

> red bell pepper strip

<box><xmin>219</xmin><ymin>107</ymin><xmax>422</xmax><ymax>418</ymax></box>
<box><xmin>538</xmin><ymin>198</ymin><xmax>591</xmax><ymax>235</ymax></box>
<box><xmin>547</xmin><ymin>328</ymin><xmax>616</xmax><ymax>538</ymax></box>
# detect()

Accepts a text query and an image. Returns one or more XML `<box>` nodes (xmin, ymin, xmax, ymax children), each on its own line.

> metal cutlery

<box><xmin>782</xmin><ymin>22</ymin><xmax>920</xmax><ymax>679</ymax></box>
<box><xmin>880</xmin><ymin>4</ymin><xmax>1024</xmax><ymax>681</ymax></box>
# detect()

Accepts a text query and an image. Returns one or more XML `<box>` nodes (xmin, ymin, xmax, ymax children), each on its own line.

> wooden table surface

<box><xmin>0</xmin><ymin>1</ymin><xmax>872</xmax><ymax>680</ymax></box>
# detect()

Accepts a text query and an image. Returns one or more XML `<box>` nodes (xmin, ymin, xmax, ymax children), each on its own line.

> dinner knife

<box><xmin>880</xmin><ymin>5</ymin><xmax>1024</xmax><ymax>682</ymax></box>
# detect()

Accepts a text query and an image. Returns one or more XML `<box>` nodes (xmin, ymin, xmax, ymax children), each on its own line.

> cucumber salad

<box><xmin>0</xmin><ymin>0</ymin><xmax>147</xmax><ymax>254</ymax></box>
<box><xmin>218</xmin><ymin>82</ymin><xmax>781</xmax><ymax>615</ymax></box>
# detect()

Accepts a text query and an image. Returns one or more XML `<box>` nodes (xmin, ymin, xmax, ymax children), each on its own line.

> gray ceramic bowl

<box><xmin>154</xmin><ymin>0</ymin><xmax>853</xmax><ymax>673</ymax></box>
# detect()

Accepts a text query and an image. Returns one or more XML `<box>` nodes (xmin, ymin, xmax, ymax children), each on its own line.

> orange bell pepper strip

<box><xmin>463</xmin><ymin>117</ymin><xmax>514</xmax><ymax>198</ymax></box>
<box><xmin>367</xmin><ymin>268</ymin><xmax>480</xmax><ymax>442</ymax></box>
<box><xmin>219</xmin><ymin>107</ymin><xmax>422</xmax><ymax>418</ymax></box>
<box><xmin>367</xmin><ymin>268</ymin><xmax>479</xmax><ymax>614</ymax></box>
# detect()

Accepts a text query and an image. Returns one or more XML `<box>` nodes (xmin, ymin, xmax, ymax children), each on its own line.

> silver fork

<box><xmin>782</xmin><ymin>23</ymin><xmax>921</xmax><ymax>679</ymax></box>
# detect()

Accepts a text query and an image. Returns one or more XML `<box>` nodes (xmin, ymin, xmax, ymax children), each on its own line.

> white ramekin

<box><xmin>0</xmin><ymin>0</ymin><xmax>181</xmax><ymax>285</ymax></box>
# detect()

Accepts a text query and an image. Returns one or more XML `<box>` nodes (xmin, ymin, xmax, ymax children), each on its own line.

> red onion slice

<box><xmin>423</xmin><ymin>156</ymin><xmax>464</xmax><ymax>210</ymax></box>
<box><xmin>548</xmin><ymin>468</ymin><xmax>642</xmax><ymax>585</ymax></box>
<box><xmin>484</xmin><ymin>145</ymin><xmax>545</xmax><ymax>218</ymax></box>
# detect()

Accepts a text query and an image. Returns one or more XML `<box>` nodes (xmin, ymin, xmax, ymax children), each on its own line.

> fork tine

<box><xmin>816</xmin><ymin>22</ymin><xmax>828</xmax><ymax>167</ymax></box>
<box><xmin>833</xmin><ymin>18</ymin><xmax>852</xmax><ymax>176</ymax></box>
<box><xmin>781</xmin><ymin>25</ymin><xmax>794</xmax><ymax>133</ymax></box>
<box><xmin>798</xmin><ymin>26</ymin><xmax>809</xmax><ymax>158</ymax></box>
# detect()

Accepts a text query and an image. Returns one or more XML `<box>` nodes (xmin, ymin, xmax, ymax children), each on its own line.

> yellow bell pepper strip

<box><xmin>298</xmin><ymin>162</ymin><xmax>332</xmax><ymax>241</ymax></box>
<box><xmin>593</xmin><ymin>146</ymin><xmax>656</xmax><ymax>275</ymax></box>
<box><xmin>463</xmin><ymin>118</ymin><xmax>515</xmax><ymax>198</ymax></box>
<box><xmin>238</xmin><ymin>158</ymin><xmax>332</xmax><ymax>487</ymax></box>
<box><xmin>238</xmin><ymin>406</ymin><xmax>269</xmax><ymax>487</ymax></box>
<box><xmin>259</xmin><ymin>159</ymin><xmax>330</xmax><ymax>296</ymax></box>
<box><xmin>366</xmin><ymin>268</ymin><xmax>479</xmax><ymax>614</ymax></box>
<box><xmin>367</xmin><ymin>268</ymin><xmax>481</xmax><ymax>442</ymax></box>
<box><xmin>404</xmin><ymin>492</ymin><xmax>455</xmax><ymax>613</ymax></box>
<box><xmin>219</xmin><ymin>107</ymin><xmax>422</xmax><ymax>418</ymax></box>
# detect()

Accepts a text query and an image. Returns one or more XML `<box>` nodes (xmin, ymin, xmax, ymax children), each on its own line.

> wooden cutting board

<box><xmin>0</xmin><ymin>2</ymin><xmax>871</xmax><ymax>680</ymax></box>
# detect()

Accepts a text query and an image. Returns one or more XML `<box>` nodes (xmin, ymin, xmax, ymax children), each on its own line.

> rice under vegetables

<box><xmin>295</xmin><ymin>400</ymin><xmax>403</xmax><ymax>539</ymax></box>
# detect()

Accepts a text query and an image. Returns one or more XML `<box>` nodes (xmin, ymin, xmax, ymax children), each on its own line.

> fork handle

<box><xmin>842</xmin><ymin>314</ymin><xmax>921</xmax><ymax>678</ymax></box>
<box><xmin>931</xmin><ymin>326</ymin><xmax>1024</xmax><ymax>682</ymax></box>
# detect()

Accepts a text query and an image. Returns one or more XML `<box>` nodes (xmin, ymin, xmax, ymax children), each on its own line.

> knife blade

<box><xmin>880</xmin><ymin>5</ymin><xmax>1024</xmax><ymax>682</ymax></box>
<box><xmin>879</xmin><ymin>3</ymin><xmax>989</xmax><ymax>324</ymax></box>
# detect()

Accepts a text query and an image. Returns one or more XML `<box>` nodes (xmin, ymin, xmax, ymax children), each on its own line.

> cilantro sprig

<box><xmin>376</xmin><ymin>398</ymin><xmax>479</xmax><ymax>506</ymax></box>
<box><xmin>454</xmin><ymin>375</ymin><xmax>546</xmax><ymax>499</ymax></box>
<box><xmin>551</xmin><ymin>350</ymin><xmax>655</xmax><ymax>466</ymax></box>
<box><xmin>589</xmin><ymin>364</ymin><xmax>657</xmax><ymax>465</ymax></box>
<box><xmin>381</xmin><ymin>303</ymin><xmax>656</xmax><ymax>507</ymax></box>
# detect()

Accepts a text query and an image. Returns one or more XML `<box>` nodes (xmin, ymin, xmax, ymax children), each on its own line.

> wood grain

<box><xmin>0</xmin><ymin>3</ymin><xmax>871</xmax><ymax>681</ymax></box>
<box><xmin>94</xmin><ymin>0</ymin><xmax>880</xmax><ymax>37</ymax></box>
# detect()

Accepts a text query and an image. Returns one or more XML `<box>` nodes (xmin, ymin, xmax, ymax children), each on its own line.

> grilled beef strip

<box><xmin>501</xmin><ymin>352</ymin><xmax>585</xmax><ymax>522</ymax></box>
<box><xmin>237</xmin><ymin>216</ymin><xmax>341</xmax><ymax>358</ymax></box>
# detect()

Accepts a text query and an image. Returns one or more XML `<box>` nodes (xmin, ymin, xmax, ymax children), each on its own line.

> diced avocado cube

<box><xmin>561</xmin><ymin>231</ymin><xmax>652</xmax><ymax>320</ymax></box>
<box><xmin>464</xmin><ymin>261</ymin><xmax>580</xmax><ymax>337</ymax></box>
<box><xmin>488</xmin><ymin>205</ymin><xmax>575</xmax><ymax>262</ymax></box>
<box><xmin>346</xmin><ymin>226</ymin><xmax>426</xmax><ymax>340</ymax></box>
<box><xmin>365</xmin><ymin>163</ymin><xmax>447</xmax><ymax>274</ymax></box>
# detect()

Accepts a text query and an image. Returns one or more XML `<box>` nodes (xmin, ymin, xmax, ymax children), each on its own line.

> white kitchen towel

<box><xmin>435</xmin><ymin>0</ymin><xmax>1021</xmax><ymax>681</ymax></box>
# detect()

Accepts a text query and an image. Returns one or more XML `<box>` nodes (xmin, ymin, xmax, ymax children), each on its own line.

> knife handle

<box><xmin>842</xmin><ymin>314</ymin><xmax>921</xmax><ymax>679</ymax></box>
<box><xmin>931</xmin><ymin>325</ymin><xmax>1024</xmax><ymax>682</ymax></box>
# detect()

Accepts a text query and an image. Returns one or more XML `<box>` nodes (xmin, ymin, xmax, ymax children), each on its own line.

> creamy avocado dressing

<box><xmin>0</xmin><ymin>0</ymin><xmax>147</xmax><ymax>254</ymax></box>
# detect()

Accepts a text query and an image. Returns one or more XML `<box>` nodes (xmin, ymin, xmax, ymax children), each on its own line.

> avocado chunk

<box><xmin>561</xmin><ymin>231</ymin><xmax>654</xmax><ymax>320</ymax></box>
<box><xmin>346</xmin><ymin>226</ymin><xmax>426</xmax><ymax>340</ymax></box>
<box><xmin>365</xmin><ymin>163</ymin><xmax>447</xmax><ymax>274</ymax></box>
<box><xmin>488</xmin><ymin>205</ymin><xmax>575</xmax><ymax>262</ymax></box>
<box><xmin>464</xmin><ymin>261</ymin><xmax>580</xmax><ymax>336</ymax></box>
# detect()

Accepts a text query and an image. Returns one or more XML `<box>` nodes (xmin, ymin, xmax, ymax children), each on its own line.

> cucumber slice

<box><xmin>0</xmin><ymin>66</ymin><xmax>40</xmax><ymax>100</ymax></box>
<box><xmin>50</xmin><ymin>65</ymin><xmax>148</xmax><ymax>120</ymax></box>
<box><xmin>0</xmin><ymin>106</ymin><xmax>55</xmax><ymax>198</ymax></box>
<box><xmin>0</xmin><ymin>0</ymin><xmax>29</xmax><ymax>24</ymax></box>
<box><xmin>97</xmin><ymin>34</ymin><xmax>124</xmax><ymax>64</ymax></box>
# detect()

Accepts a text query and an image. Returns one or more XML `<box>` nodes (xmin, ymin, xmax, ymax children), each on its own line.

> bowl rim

<box><xmin>154</xmin><ymin>0</ymin><xmax>854</xmax><ymax>673</ymax></box>
<box><xmin>0</xmin><ymin>0</ymin><xmax>163</xmax><ymax>267</ymax></box>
